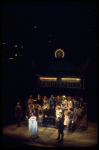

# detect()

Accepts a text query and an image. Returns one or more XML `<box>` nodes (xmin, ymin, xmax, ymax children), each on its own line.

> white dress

<box><xmin>28</xmin><ymin>116</ymin><xmax>38</xmax><ymax>138</ymax></box>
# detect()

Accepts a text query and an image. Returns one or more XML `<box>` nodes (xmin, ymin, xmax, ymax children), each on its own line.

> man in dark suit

<box><xmin>44</xmin><ymin>105</ymin><xmax>51</xmax><ymax>126</ymax></box>
<box><xmin>49</xmin><ymin>94</ymin><xmax>56</xmax><ymax>125</ymax></box>
<box><xmin>56</xmin><ymin>112</ymin><xmax>64</xmax><ymax>142</ymax></box>
<box><xmin>36</xmin><ymin>94</ymin><xmax>43</xmax><ymax>106</ymax></box>
<box><xmin>15</xmin><ymin>102</ymin><xmax>23</xmax><ymax>127</ymax></box>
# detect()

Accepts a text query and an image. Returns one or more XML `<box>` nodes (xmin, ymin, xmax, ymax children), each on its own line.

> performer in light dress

<box><xmin>28</xmin><ymin>113</ymin><xmax>39</xmax><ymax>138</ymax></box>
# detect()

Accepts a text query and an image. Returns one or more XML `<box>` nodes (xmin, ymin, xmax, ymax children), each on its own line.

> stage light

<box><xmin>15</xmin><ymin>54</ymin><xmax>17</xmax><ymax>56</ymax></box>
<box><xmin>3</xmin><ymin>43</ymin><xmax>5</xmax><ymax>44</ymax></box>
<box><xmin>7</xmin><ymin>58</ymin><xmax>14</xmax><ymax>59</ymax></box>
<box><xmin>62</xmin><ymin>95</ymin><xmax>66</xmax><ymax>98</ymax></box>
<box><xmin>21</xmin><ymin>46</ymin><xmax>23</xmax><ymax>48</ymax></box>
<box><xmin>39</xmin><ymin>77</ymin><xmax>57</xmax><ymax>81</ymax></box>
<box><xmin>15</xmin><ymin>45</ymin><xmax>17</xmax><ymax>47</ymax></box>
<box><xmin>61</xmin><ymin>78</ymin><xmax>81</xmax><ymax>81</ymax></box>
<box><xmin>76</xmin><ymin>78</ymin><xmax>81</xmax><ymax>81</ymax></box>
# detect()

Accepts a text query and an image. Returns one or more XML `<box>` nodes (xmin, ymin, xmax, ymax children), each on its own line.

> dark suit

<box><xmin>15</xmin><ymin>106</ymin><xmax>23</xmax><ymax>126</ymax></box>
<box><xmin>57</xmin><ymin>116</ymin><xmax>64</xmax><ymax>140</ymax></box>
<box><xmin>36</xmin><ymin>98</ymin><xmax>43</xmax><ymax>106</ymax></box>
<box><xmin>44</xmin><ymin>108</ymin><xmax>51</xmax><ymax>125</ymax></box>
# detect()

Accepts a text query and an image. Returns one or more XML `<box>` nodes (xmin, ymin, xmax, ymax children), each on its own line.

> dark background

<box><xmin>1</xmin><ymin>2</ymin><xmax>98</xmax><ymax>125</ymax></box>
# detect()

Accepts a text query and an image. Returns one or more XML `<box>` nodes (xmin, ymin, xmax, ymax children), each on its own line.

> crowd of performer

<box><xmin>15</xmin><ymin>94</ymin><xmax>87</xmax><ymax>140</ymax></box>
<box><xmin>25</xmin><ymin>94</ymin><xmax>87</xmax><ymax>131</ymax></box>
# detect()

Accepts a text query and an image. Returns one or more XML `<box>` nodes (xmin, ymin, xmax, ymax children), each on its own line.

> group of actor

<box><xmin>15</xmin><ymin>94</ymin><xmax>87</xmax><ymax>141</ymax></box>
<box><xmin>26</xmin><ymin>94</ymin><xmax>86</xmax><ymax>130</ymax></box>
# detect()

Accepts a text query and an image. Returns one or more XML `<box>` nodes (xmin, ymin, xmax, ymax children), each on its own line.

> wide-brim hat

<box><xmin>62</xmin><ymin>95</ymin><xmax>66</xmax><ymax>98</ymax></box>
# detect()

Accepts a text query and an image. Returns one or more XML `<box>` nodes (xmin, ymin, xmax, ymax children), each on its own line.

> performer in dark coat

<box><xmin>38</xmin><ymin>105</ymin><xmax>43</xmax><ymax>126</ymax></box>
<box><xmin>15</xmin><ymin>102</ymin><xmax>23</xmax><ymax>127</ymax></box>
<box><xmin>56</xmin><ymin>112</ymin><xmax>64</xmax><ymax>142</ymax></box>
<box><xmin>56</xmin><ymin>95</ymin><xmax>61</xmax><ymax>106</ymax></box>
<box><xmin>36</xmin><ymin>94</ymin><xmax>43</xmax><ymax>106</ymax></box>
<box><xmin>72</xmin><ymin>99</ymin><xmax>79</xmax><ymax>109</ymax></box>
<box><xmin>49</xmin><ymin>95</ymin><xmax>56</xmax><ymax>125</ymax></box>
<box><xmin>35</xmin><ymin>94</ymin><xmax>43</xmax><ymax>119</ymax></box>
<box><xmin>43</xmin><ymin>105</ymin><xmax>51</xmax><ymax>126</ymax></box>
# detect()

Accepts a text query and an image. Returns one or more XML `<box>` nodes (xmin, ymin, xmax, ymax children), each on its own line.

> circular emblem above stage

<box><xmin>54</xmin><ymin>49</ymin><xmax>65</xmax><ymax>58</ymax></box>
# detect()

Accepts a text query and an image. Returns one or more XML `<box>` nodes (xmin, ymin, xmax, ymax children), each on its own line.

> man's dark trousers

<box><xmin>57</xmin><ymin>116</ymin><xmax>64</xmax><ymax>141</ymax></box>
<box><xmin>58</xmin><ymin>128</ymin><xmax>63</xmax><ymax>141</ymax></box>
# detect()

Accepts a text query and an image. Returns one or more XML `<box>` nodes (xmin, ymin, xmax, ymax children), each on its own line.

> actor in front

<box><xmin>56</xmin><ymin>112</ymin><xmax>64</xmax><ymax>142</ymax></box>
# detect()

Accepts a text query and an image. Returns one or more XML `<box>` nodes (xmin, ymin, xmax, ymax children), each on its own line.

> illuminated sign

<box><xmin>38</xmin><ymin>77</ymin><xmax>82</xmax><ymax>88</ymax></box>
<box><xmin>61</xmin><ymin>78</ymin><xmax>81</xmax><ymax>88</ymax></box>
<box><xmin>61</xmin><ymin>82</ymin><xmax>80</xmax><ymax>88</ymax></box>
<box><xmin>40</xmin><ymin>81</ymin><xmax>57</xmax><ymax>87</ymax></box>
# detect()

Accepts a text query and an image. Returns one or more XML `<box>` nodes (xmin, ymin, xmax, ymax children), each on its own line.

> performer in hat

<box><xmin>61</xmin><ymin>96</ymin><xmax>68</xmax><ymax>108</ymax></box>
<box><xmin>43</xmin><ymin>96</ymin><xmax>49</xmax><ymax>106</ymax></box>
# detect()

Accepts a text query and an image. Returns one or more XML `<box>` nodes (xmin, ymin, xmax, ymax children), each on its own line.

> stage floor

<box><xmin>2</xmin><ymin>120</ymin><xmax>98</xmax><ymax>147</ymax></box>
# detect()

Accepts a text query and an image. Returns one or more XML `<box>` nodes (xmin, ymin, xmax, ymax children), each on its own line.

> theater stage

<box><xmin>2</xmin><ymin>120</ymin><xmax>98</xmax><ymax>147</ymax></box>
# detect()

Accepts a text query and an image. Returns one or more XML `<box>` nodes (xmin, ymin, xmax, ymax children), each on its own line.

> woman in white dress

<box><xmin>28</xmin><ymin>113</ymin><xmax>39</xmax><ymax>138</ymax></box>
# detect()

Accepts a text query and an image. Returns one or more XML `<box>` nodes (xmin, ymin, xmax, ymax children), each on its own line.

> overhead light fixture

<box><xmin>39</xmin><ymin>77</ymin><xmax>57</xmax><ymax>81</ymax></box>
<box><xmin>61</xmin><ymin>78</ymin><xmax>81</xmax><ymax>81</ymax></box>
<box><xmin>15</xmin><ymin>54</ymin><xmax>17</xmax><ymax>56</ymax></box>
